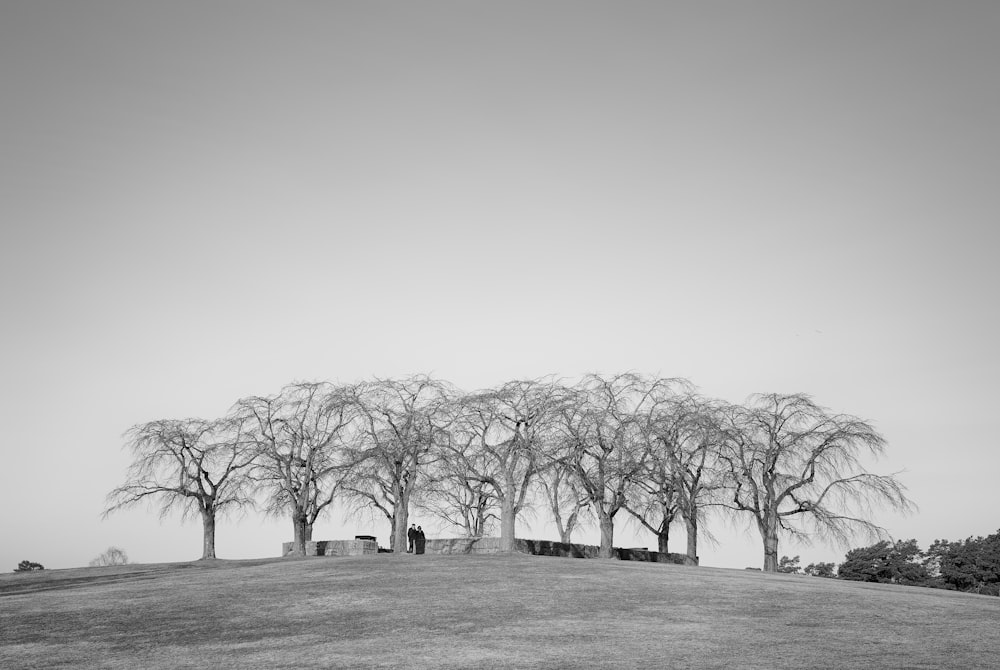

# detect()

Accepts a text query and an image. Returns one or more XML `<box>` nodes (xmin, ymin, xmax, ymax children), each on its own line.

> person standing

<box><xmin>415</xmin><ymin>526</ymin><xmax>426</xmax><ymax>555</ymax></box>
<box><xmin>407</xmin><ymin>524</ymin><xmax>417</xmax><ymax>553</ymax></box>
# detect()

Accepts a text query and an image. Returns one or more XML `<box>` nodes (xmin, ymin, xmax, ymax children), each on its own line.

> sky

<box><xmin>2</xmin><ymin>1</ymin><xmax>998</xmax><ymax>572</ymax></box>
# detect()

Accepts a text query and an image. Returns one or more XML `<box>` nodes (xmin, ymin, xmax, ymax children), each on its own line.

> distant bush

<box><xmin>836</xmin><ymin>534</ymin><xmax>1000</xmax><ymax>596</ymax></box>
<box><xmin>90</xmin><ymin>546</ymin><xmax>129</xmax><ymax>567</ymax></box>
<box><xmin>14</xmin><ymin>560</ymin><xmax>44</xmax><ymax>572</ymax></box>
<box><xmin>777</xmin><ymin>555</ymin><xmax>801</xmax><ymax>574</ymax></box>
<box><xmin>838</xmin><ymin>539</ymin><xmax>927</xmax><ymax>585</ymax></box>
<box><xmin>804</xmin><ymin>561</ymin><xmax>836</xmax><ymax>578</ymax></box>
<box><xmin>925</xmin><ymin>531</ymin><xmax>1000</xmax><ymax>596</ymax></box>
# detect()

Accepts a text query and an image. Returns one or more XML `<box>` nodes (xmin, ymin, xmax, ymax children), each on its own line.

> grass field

<box><xmin>2</xmin><ymin>553</ymin><xmax>998</xmax><ymax>669</ymax></box>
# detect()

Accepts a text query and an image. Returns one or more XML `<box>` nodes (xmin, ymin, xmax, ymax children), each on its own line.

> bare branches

<box><xmin>231</xmin><ymin>381</ymin><xmax>361</xmax><ymax>555</ymax></box>
<box><xmin>104</xmin><ymin>417</ymin><xmax>257</xmax><ymax>559</ymax></box>
<box><xmin>340</xmin><ymin>375</ymin><xmax>458</xmax><ymax>553</ymax></box>
<box><xmin>447</xmin><ymin>377</ymin><xmax>570</xmax><ymax>551</ymax></box>
<box><xmin>555</xmin><ymin>374</ymin><xmax>693</xmax><ymax>557</ymax></box>
<box><xmin>105</xmin><ymin>377</ymin><xmax>913</xmax><ymax>569</ymax></box>
<box><xmin>718</xmin><ymin>393</ymin><xmax>915</xmax><ymax>570</ymax></box>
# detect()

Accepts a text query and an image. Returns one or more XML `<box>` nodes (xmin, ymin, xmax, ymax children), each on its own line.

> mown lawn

<box><xmin>1</xmin><ymin>553</ymin><xmax>998</xmax><ymax>669</ymax></box>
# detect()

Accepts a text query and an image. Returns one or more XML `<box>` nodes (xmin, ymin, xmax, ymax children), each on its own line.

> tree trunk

<box><xmin>598</xmin><ymin>510</ymin><xmax>615</xmax><ymax>559</ymax></box>
<box><xmin>657</xmin><ymin>520</ymin><xmax>670</xmax><ymax>554</ymax></box>
<box><xmin>560</xmin><ymin>528</ymin><xmax>574</xmax><ymax>544</ymax></box>
<box><xmin>392</xmin><ymin>497</ymin><xmax>408</xmax><ymax>556</ymax></box>
<box><xmin>474</xmin><ymin>490</ymin><xmax>489</xmax><ymax>536</ymax></box>
<box><xmin>499</xmin><ymin>495</ymin><xmax>516</xmax><ymax>552</ymax></box>
<box><xmin>760</xmin><ymin>514</ymin><xmax>779</xmax><ymax>572</ymax></box>
<box><xmin>201</xmin><ymin>511</ymin><xmax>217</xmax><ymax>560</ymax></box>
<box><xmin>684</xmin><ymin>514</ymin><xmax>699</xmax><ymax>566</ymax></box>
<box><xmin>290</xmin><ymin>512</ymin><xmax>309</xmax><ymax>556</ymax></box>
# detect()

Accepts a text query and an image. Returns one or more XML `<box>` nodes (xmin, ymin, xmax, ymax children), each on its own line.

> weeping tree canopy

<box><xmin>232</xmin><ymin>381</ymin><xmax>360</xmax><ymax>556</ymax></box>
<box><xmin>718</xmin><ymin>393</ymin><xmax>915</xmax><ymax>571</ymax></box>
<box><xmin>449</xmin><ymin>378</ymin><xmax>570</xmax><ymax>552</ymax></box>
<box><xmin>104</xmin><ymin>417</ymin><xmax>257</xmax><ymax>559</ymax></box>
<box><xmin>105</xmin><ymin>379</ymin><xmax>914</xmax><ymax>568</ymax></box>
<box><xmin>340</xmin><ymin>375</ymin><xmax>457</xmax><ymax>553</ymax></box>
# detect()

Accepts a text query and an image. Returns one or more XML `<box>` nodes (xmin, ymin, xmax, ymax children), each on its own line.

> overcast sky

<box><xmin>2</xmin><ymin>1</ymin><xmax>998</xmax><ymax>571</ymax></box>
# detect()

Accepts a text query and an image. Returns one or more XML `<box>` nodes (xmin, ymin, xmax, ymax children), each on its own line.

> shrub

<box><xmin>14</xmin><ymin>560</ymin><xmax>44</xmax><ymax>572</ymax></box>
<box><xmin>926</xmin><ymin>531</ymin><xmax>1000</xmax><ymax>596</ymax></box>
<box><xmin>777</xmin><ymin>555</ymin><xmax>801</xmax><ymax>574</ymax></box>
<box><xmin>838</xmin><ymin>539</ymin><xmax>927</xmax><ymax>585</ymax></box>
<box><xmin>804</xmin><ymin>561</ymin><xmax>836</xmax><ymax>578</ymax></box>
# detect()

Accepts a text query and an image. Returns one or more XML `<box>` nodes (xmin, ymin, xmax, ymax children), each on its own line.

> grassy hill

<box><xmin>1</xmin><ymin>553</ymin><xmax>997</xmax><ymax>669</ymax></box>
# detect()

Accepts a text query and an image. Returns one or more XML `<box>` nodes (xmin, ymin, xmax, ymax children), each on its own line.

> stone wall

<box><xmin>422</xmin><ymin>537</ymin><xmax>689</xmax><ymax>564</ymax></box>
<box><xmin>515</xmin><ymin>539</ymin><xmax>689</xmax><ymax>565</ymax></box>
<box><xmin>282</xmin><ymin>536</ymin><xmax>690</xmax><ymax>565</ymax></box>
<box><xmin>281</xmin><ymin>539</ymin><xmax>379</xmax><ymax>557</ymax></box>
<box><xmin>424</xmin><ymin>537</ymin><xmax>504</xmax><ymax>554</ymax></box>
<box><xmin>614</xmin><ymin>547</ymin><xmax>691</xmax><ymax>565</ymax></box>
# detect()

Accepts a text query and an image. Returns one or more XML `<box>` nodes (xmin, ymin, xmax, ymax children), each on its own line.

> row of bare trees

<box><xmin>105</xmin><ymin>374</ymin><xmax>913</xmax><ymax>571</ymax></box>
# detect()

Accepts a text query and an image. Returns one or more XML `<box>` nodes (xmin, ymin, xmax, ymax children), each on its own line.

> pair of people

<box><xmin>407</xmin><ymin>524</ymin><xmax>426</xmax><ymax>554</ymax></box>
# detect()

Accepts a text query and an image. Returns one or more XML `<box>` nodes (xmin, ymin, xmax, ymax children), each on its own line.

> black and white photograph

<box><xmin>2</xmin><ymin>1</ymin><xmax>998</xmax><ymax>667</ymax></box>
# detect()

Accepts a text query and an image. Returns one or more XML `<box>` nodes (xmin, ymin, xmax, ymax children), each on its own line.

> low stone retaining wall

<box><xmin>424</xmin><ymin>537</ymin><xmax>504</xmax><ymax>554</ymax></box>
<box><xmin>281</xmin><ymin>539</ymin><xmax>378</xmax><ymax>557</ymax></box>
<box><xmin>282</xmin><ymin>536</ymin><xmax>690</xmax><ymax>564</ymax></box>
<box><xmin>614</xmin><ymin>547</ymin><xmax>691</xmax><ymax>565</ymax></box>
<box><xmin>516</xmin><ymin>539</ymin><xmax>689</xmax><ymax>565</ymax></box>
<box><xmin>423</xmin><ymin>537</ymin><xmax>689</xmax><ymax>564</ymax></box>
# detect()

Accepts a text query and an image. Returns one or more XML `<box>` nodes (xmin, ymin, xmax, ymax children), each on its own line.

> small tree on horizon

<box><xmin>14</xmin><ymin>560</ymin><xmax>44</xmax><ymax>572</ymax></box>
<box><xmin>90</xmin><ymin>546</ymin><xmax>129</xmax><ymax>567</ymax></box>
<box><xmin>804</xmin><ymin>561</ymin><xmax>837</xmax><ymax>577</ymax></box>
<box><xmin>777</xmin><ymin>555</ymin><xmax>801</xmax><ymax>573</ymax></box>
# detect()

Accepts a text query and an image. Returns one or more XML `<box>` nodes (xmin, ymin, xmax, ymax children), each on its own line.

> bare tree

<box><xmin>90</xmin><ymin>546</ymin><xmax>129</xmax><ymax>567</ymax></box>
<box><xmin>718</xmin><ymin>393</ymin><xmax>915</xmax><ymax>572</ymax></box>
<box><xmin>449</xmin><ymin>379</ymin><xmax>568</xmax><ymax>552</ymax></box>
<box><xmin>341</xmin><ymin>376</ymin><xmax>455</xmax><ymax>553</ymax></box>
<box><xmin>537</xmin><ymin>462</ymin><xmax>591</xmax><ymax>544</ymax></box>
<box><xmin>622</xmin><ymin>379</ymin><xmax>690</xmax><ymax>555</ymax></box>
<box><xmin>418</xmin><ymin>436</ymin><xmax>500</xmax><ymax>537</ymax></box>
<box><xmin>623</xmin><ymin>450</ymin><xmax>680</xmax><ymax>555</ymax></box>
<box><xmin>637</xmin><ymin>388</ymin><xmax>722</xmax><ymax>564</ymax></box>
<box><xmin>104</xmin><ymin>418</ymin><xmax>256</xmax><ymax>559</ymax></box>
<box><xmin>557</xmin><ymin>374</ymin><xmax>658</xmax><ymax>558</ymax></box>
<box><xmin>233</xmin><ymin>381</ymin><xmax>358</xmax><ymax>557</ymax></box>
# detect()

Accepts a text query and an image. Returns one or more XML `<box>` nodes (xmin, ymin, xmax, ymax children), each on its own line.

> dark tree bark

<box><xmin>202</xmin><ymin>512</ymin><xmax>217</xmax><ymax>560</ymax></box>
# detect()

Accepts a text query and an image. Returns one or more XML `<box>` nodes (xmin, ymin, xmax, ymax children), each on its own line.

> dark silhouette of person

<box><xmin>407</xmin><ymin>524</ymin><xmax>417</xmax><ymax>553</ymax></box>
<box><xmin>415</xmin><ymin>526</ymin><xmax>426</xmax><ymax>555</ymax></box>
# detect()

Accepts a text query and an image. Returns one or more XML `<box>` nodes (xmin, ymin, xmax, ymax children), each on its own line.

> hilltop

<box><xmin>2</xmin><ymin>553</ymin><xmax>998</xmax><ymax>669</ymax></box>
